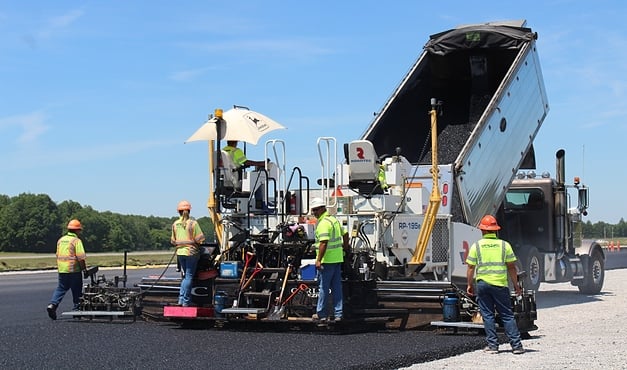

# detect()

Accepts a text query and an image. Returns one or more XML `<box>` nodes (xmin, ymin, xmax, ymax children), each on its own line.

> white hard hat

<box><xmin>310</xmin><ymin>197</ymin><xmax>325</xmax><ymax>209</ymax></box>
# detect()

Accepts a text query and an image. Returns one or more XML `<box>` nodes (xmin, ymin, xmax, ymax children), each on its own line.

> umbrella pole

<box><xmin>208</xmin><ymin>139</ymin><xmax>216</xmax><ymax>209</ymax></box>
<box><xmin>209</xmin><ymin>111</ymin><xmax>226</xmax><ymax>255</ymax></box>
<box><xmin>207</xmin><ymin>139</ymin><xmax>224</xmax><ymax>250</ymax></box>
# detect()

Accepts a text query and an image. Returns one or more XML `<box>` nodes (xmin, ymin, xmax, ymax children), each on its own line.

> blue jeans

<box><xmin>178</xmin><ymin>255</ymin><xmax>199</xmax><ymax>306</ymax></box>
<box><xmin>476</xmin><ymin>280</ymin><xmax>523</xmax><ymax>349</ymax></box>
<box><xmin>50</xmin><ymin>272</ymin><xmax>83</xmax><ymax>310</ymax></box>
<box><xmin>316</xmin><ymin>263</ymin><xmax>343</xmax><ymax>319</ymax></box>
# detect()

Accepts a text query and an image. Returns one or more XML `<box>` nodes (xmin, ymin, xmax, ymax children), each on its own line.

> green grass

<box><xmin>0</xmin><ymin>251</ymin><xmax>177</xmax><ymax>272</ymax></box>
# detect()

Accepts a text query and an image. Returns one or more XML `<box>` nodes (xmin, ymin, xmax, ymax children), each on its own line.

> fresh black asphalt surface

<box><xmin>0</xmin><ymin>268</ymin><xmax>486</xmax><ymax>370</ymax></box>
<box><xmin>2</xmin><ymin>249</ymin><xmax>624</xmax><ymax>370</ymax></box>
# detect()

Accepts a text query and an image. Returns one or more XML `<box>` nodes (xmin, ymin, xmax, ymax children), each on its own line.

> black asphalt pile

<box><xmin>417</xmin><ymin>94</ymin><xmax>491</xmax><ymax>166</ymax></box>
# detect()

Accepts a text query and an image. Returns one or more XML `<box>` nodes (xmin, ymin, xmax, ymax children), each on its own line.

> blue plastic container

<box><xmin>443</xmin><ymin>293</ymin><xmax>460</xmax><ymax>322</ymax></box>
<box><xmin>220</xmin><ymin>261</ymin><xmax>241</xmax><ymax>278</ymax></box>
<box><xmin>214</xmin><ymin>291</ymin><xmax>227</xmax><ymax>318</ymax></box>
<box><xmin>300</xmin><ymin>264</ymin><xmax>317</xmax><ymax>280</ymax></box>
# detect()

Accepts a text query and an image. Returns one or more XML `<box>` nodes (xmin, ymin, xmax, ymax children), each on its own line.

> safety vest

<box><xmin>314</xmin><ymin>211</ymin><xmax>345</xmax><ymax>264</ymax></box>
<box><xmin>466</xmin><ymin>233</ymin><xmax>517</xmax><ymax>287</ymax></box>
<box><xmin>377</xmin><ymin>164</ymin><xmax>388</xmax><ymax>190</ymax></box>
<box><xmin>56</xmin><ymin>232</ymin><xmax>86</xmax><ymax>273</ymax></box>
<box><xmin>222</xmin><ymin>145</ymin><xmax>247</xmax><ymax>168</ymax></box>
<box><xmin>171</xmin><ymin>217</ymin><xmax>205</xmax><ymax>256</ymax></box>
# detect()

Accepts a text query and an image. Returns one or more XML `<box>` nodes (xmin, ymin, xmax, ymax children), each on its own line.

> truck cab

<box><xmin>499</xmin><ymin>176</ymin><xmax>556</xmax><ymax>291</ymax></box>
<box><xmin>497</xmin><ymin>159</ymin><xmax>604</xmax><ymax>293</ymax></box>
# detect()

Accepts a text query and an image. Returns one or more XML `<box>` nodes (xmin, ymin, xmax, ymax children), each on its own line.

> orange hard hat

<box><xmin>177</xmin><ymin>200</ymin><xmax>192</xmax><ymax>211</ymax></box>
<box><xmin>67</xmin><ymin>219</ymin><xmax>83</xmax><ymax>230</ymax></box>
<box><xmin>478</xmin><ymin>215</ymin><xmax>500</xmax><ymax>231</ymax></box>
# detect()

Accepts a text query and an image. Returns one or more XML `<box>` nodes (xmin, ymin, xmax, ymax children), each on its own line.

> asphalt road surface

<box><xmin>0</xmin><ymin>267</ymin><xmax>484</xmax><ymax>370</ymax></box>
<box><xmin>1</xmin><ymin>248</ymin><xmax>623</xmax><ymax>370</ymax></box>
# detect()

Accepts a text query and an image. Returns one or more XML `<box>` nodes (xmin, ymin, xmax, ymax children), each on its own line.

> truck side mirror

<box><xmin>578</xmin><ymin>186</ymin><xmax>589</xmax><ymax>214</ymax></box>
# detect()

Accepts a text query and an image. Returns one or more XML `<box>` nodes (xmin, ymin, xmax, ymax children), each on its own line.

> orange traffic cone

<box><xmin>609</xmin><ymin>241</ymin><xmax>615</xmax><ymax>252</ymax></box>
<box><xmin>332</xmin><ymin>185</ymin><xmax>344</xmax><ymax>197</ymax></box>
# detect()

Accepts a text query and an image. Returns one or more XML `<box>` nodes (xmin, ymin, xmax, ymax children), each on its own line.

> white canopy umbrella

<box><xmin>185</xmin><ymin>106</ymin><xmax>286</xmax><ymax>252</ymax></box>
<box><xmin>186</xmin><ymin>106</ymin><xmax>286</xmax><ymax>145</ymax></box>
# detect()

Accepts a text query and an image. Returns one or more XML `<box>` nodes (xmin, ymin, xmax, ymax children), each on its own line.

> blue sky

<box><xmin>1</xmin><ymin>1</ymin><xmax>625</xmax><ymax>224</ymax></box>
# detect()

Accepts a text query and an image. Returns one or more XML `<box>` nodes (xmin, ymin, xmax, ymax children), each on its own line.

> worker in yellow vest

<box><xmin>222</xmin><ymin>140</ymin><xmax>269</xmax><ymax>207</ymax></box>
<box><xmin>171</xmin><ymin>200</ymin><xmax>205</xmax><ymax>306</ymax></box>
<box><xmin>47</xmin><ymin>219</ymin><xmax>87</xmax><ymax>320</ymax></box>
<box><xmin>377</xmin><ymin>162</ymin><xmax>389</xmax><ymax>192</ymax></box>
<box><xmin>222</xmin><ymin>140</ymin><xmax>266</xmax><ymax>169</ymax></box>
<box><xmin>466</xmin><ymin>215</ymin><xmax>525</xmax><ymax>354</ymax></box>
<box><xmin>310</xmin><ymin>197</ymin><xmax>349</xmax><ymax>324</ymax></box>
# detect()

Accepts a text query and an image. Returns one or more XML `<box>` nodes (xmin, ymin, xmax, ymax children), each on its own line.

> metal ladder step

<box><xmin>221</xmin><ymin>307</ymin><xmax>267</xmax><ymax>314</ymax></box>
<box><xmin>243</xmin><ymin>291</ymin><xmax>274</xmax><ymax>297</ymax></box>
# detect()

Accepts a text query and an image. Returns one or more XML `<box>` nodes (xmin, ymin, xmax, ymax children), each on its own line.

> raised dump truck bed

<box><xmin>361</xmin><ymin>21</ymin><xmax>549</xmax><ymax>226</ymax></box>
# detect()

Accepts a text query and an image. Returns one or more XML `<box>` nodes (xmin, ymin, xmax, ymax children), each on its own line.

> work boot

<box><xmin>46</xmin><ymin>304</ymin><xmax>57</xmax><ymax>320</ymax></box>
<box><xmin>512</xmin><ymin>347</ymin><xmax>525</xmax><ymax>355</ymax></box>
<box><xmin>483</xmin><ymin>346</ymin><xmax>498</xmax><ymax>354</ymax></box>
<box><xmin>312</xmin><ymin>313</ymin><xmax>327</xmax><ymax>325</ymax></box>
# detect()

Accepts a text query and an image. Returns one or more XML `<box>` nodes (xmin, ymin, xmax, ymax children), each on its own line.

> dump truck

<box><xmin>498</xmin><ymin>150</ymin><xmax>603</xmax><ymax>293</ymax></box>
<box><xmin>356</xmin><ymin>19</ymin><xmax>603</xmax><ymax>294</ymax></box>
<box><xmin>132</xmin><ymin>20</ymin><xmax>604</xmax><ymax>333</ymax></box>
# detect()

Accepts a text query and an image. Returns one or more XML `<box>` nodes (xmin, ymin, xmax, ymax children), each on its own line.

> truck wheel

<box><xmin>520</xmin><ymin>247</ymin><xmax>542</xmax><ymax>292</ymax></box>
<box><xmin>578</xmin><ymin>249</ymin><xmax>604</xmax><ymax>294</ymax></box>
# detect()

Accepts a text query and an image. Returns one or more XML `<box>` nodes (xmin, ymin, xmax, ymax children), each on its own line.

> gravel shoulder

<box><xmin>401</xmin><ymin>268</ymin><xmax>627</xmax><ymax>369</ymax></box>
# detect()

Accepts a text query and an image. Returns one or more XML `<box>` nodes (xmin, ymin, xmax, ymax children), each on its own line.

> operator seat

<box><xmin>219</xmin><ymin>149</ymin><xmax>242</xmax><ymax>191</ymax></box>
<box><xmin>216</xmin><ymin>150</ymin><xmax>252</xmax><ymax>210</ymax></box>
<box><xmin>345</xmin><ymin>140</ymin><xmax>384</xmax><ymax>198</ymax></box>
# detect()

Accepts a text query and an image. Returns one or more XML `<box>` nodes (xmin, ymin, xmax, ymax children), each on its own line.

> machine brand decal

<box><xmin>245</xmin><ymin>113</ymin><xmax>269</xmax><ymax>132</ymax></box>
<box><xmin>191</xmin><ymin>287</ymin><xmax>210</xmax><ymax>297</ymax></box>
<box><xmin>356</xmin><ymin>147</ymin><xmax>364</xmax><ymax>159</ymax></box>
<box><xmin>401</xmin><ymin>229</ymin><xmax>408</xmax><ymax>245</ymax></box>
<box><xmin>306</xmin><ymin>287</ymin><xmax>319</xmax><ymax>298</ymax></box>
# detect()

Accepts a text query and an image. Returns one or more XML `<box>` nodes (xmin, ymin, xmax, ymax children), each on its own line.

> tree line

<box><xmin>0</xmin><ymin>193</ymin><xmax>624</xmax><ymax>253</ymax></box>
<box><xmin>0</xmin><ymin>193</ymin><xmax>215</xmax><ymax>253</ymax></box>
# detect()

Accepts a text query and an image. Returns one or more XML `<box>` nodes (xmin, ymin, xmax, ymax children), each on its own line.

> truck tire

<box><xmin>578</xmin><ymin>249</ymin><xmax>604</xmax><ymax>294</ymax></box>
<box><xmin>520</xmin><ymin>246</ymin><xmax>542</xmax><ymax>292</ymax></box>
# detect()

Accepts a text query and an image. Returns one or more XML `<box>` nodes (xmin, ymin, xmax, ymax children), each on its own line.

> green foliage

<box><xmin>0</xmin><ymin>193</ymin><xmax>216</xmax><ymax>253</ymax></box>
<box><xmin>582</xmin><ymin>218</ymin><xmax>627</xmax><ymax>239</ymax></box>
<box><xmin>2</xmin><ymin>192</ymin><xmax>622</xmax><ymax>253</ymax></box>
<box><xmin>197</xmin><ymin>216</ymin><xmax>216</xmax><ymax>243</ymax></box>
<box><xmin>0</xmin><ymin>194</ymin><xmax>61</xmax><ymax>252</ymax></box>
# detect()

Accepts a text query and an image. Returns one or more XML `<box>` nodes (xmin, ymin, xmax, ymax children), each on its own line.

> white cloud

<box><xmin>0</xmin><ymin>137</ymin><xmax>179</xmax><ymax>171</ymax></box>
<box><xmin>38</xmin><ymin>9</ymin><xmax>85</xmax><ymax>39</ymax></box>
<box><xmin>177</xmin><ymin>38</ymin><xmax>334</xmax><ymax>59</ymax></box>
<box><xmin>170</xmin><ymin>66</ymin><xmax>217</xmax><ymax>82</ymax></box>
<box><xmin>0</xmin><ymin>111</ymin><xmax>49</xmax><ymax>144</ymax></box>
